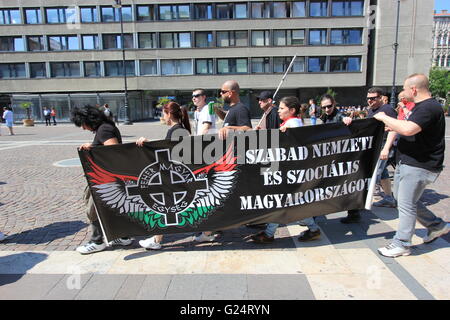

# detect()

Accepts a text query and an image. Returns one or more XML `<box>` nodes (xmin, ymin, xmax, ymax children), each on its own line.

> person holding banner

<box><xmin>319</xmin><ymin>95</ymin><xmax>363</xmax><ymax>224</ymax></box>
<box><xmin>255</xmin><ymin>91</ymin><xmax>282</xmax><ymax>130</ymax></box>
<box><xmin>137</xmin><ymin>102</ymin><xmax>191</xmax><ymax>250</ymax></box>
<box><xmin>192</xmin><ymin>89</ymin><xmax>217</xmax><ymax>135</ymax></box>
<box><xmin>373</xmin><ymin>74</ymin><xmax>449</xmax><ymax>258</ymax></box>
<box><xmin>250</xmin><ymin>96</ymin><xmax>321</xmax><ymax>244</ymax></box>
<box><xmin>71</xmin><ymin>105</ymin><xmax>134</xmax><ymax>254</ymax></box>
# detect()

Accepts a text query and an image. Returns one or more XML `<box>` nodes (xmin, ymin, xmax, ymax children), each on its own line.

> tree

<box><xmin>20</xmin><ymin>102</ymin><xmax>33</xmax><ymax>120</ymax></box>
<box><xmin>429</xmin><ymin>67</ymin><xmax>450</xmax><ymax>100</ymax></box>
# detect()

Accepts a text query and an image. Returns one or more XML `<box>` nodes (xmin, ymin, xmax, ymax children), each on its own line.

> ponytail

<box><xmin>163</xmin><ymin>102</ymin><xmax>192</xmax><ymax>134</ymax></box>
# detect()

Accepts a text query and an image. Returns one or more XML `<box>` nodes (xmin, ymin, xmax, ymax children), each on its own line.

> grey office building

<box><xmin>0</xmin><ymin>0</ymin><xmax>434</xmax><ymax>122</ymax></box>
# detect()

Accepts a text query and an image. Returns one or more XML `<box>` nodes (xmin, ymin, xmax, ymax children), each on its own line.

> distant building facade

<box><xmin>432</xmin><ymin>10</ymin><xmax>450</xmax><ymax>69</ymax></box>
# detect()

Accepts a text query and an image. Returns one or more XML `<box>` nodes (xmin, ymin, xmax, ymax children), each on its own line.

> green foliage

<box><xmin>429</xmin><ymin>67</ymin><xmax>450</xmax><ymax>100</ymax></box>
<box><xmin>156</xmin><ymin>96</ymin><xmax>173</xmax><ymax>109</ymax></box>
<box><xmin>20</xmin><ymin>102</ymin><xmax>33</xmax><ymax>119</ymax></box>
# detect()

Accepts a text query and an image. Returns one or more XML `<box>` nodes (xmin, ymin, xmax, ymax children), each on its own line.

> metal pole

<box><xmin>115</xmin><ymin>0</ymin><xmax>132</xmax><ymax>124</ymax></box>
<box><xmin>390</xmin><ymin>0</ymin><xmax>401</xmax><ymax>107</ymax></box>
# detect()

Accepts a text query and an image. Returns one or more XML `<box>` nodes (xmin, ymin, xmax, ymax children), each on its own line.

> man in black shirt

<box><xmin>374</xmin><ymin>74</ymin><xmax>449</xmax><ymax>258</ymax></box>
<box><xmin>218</xmin><ymin>80</ymin><xmax>252</xmax><ymax>140</ymax></box>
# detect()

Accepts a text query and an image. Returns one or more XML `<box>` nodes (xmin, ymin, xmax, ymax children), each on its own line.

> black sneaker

<box><xmin>340</xmin><ymin>213</ymin><xmax>361</xmax><ymax>224</ymax></box>
<box><xmin>298</xmin><ymin>229</ymin><xmax>321</xmax><ymax>242</ymax></box>
<box><xmin>250</xmin><ymin>231</ymin><xmax>274</xmax><ymax>244</ymax></box>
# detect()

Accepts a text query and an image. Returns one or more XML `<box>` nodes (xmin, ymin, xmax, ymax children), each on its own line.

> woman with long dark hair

<box><xmin>71</xmin><ymin>105</ymin><xmax>133</xmax><ymax>254</ymax></box>
<box><xmin>136</xmin><ymin>102</ymin><xmax>191</xmax><ymax>250</ymax></box>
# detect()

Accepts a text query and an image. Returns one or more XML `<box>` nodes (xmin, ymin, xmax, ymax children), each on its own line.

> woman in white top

<box><xmin>250</xmin><ymin>96</ymin><xmax>322</xmax><ymax>244</ymax></box>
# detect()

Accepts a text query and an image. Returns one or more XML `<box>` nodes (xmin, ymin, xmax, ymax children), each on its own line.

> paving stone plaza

<box><xmin>0</xmin><ymin>119</ymin><xmax>449</xmax><ymax>300</ymax></box>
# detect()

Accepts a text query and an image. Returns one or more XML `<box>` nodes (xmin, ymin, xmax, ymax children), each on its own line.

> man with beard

<box><xmin>218</xmin><ymin>80</ymin><xmax>252</xmax><ymax>140</ymax></box>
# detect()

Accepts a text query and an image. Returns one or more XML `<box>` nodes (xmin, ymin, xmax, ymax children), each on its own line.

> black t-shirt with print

<box><xmin>92</xmin><ymin>123</ymin><xmax>122</xmax><ymax>146</ymax></box>
<box><xmin>223</xmin><ymin>102</ymin><xmax>252</xmax><ymax>128</ymax></box>
<box><xmin>397</xmin><ymin>98</ymin><xmax>445</xmax><ymax>172</ymax></box>
<box><xmin>367</xmin><ymin>103</ymin><xmax>397</xmax><ymax>119</ymax></box>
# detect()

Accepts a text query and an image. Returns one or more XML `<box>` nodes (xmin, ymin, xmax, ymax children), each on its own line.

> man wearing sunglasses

<box><xmin>192</xmin><ymin>88</ymin><xmax>216</xmax><ymax>136</ymax></box>
<box><xmin>217</xmin><ymin>80</ymin><xmax>252</xmax><ymax>140</ymax></box>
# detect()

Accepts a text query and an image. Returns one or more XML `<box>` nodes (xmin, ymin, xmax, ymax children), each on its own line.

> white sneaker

<box><xmin>109</xmin><ymin>237</ymin><xmax>133</xmax><ymax>247</ymax></box>
<box><xmin>423</xmin><ymin>223</ymin><xmax>450</xmax><ymax>244</ymax></box>
<box><xmin>0</xmin><ymin>232</ymin><xmax>5</xmax><ymax>242</ymax></box>
<box><xmin>378</xmin><ymin>242</ymin><xmax>411</xmax><ymax>258</ymax></box>
<box><xmin>139</xmin><ymin>237</ymin><xmax>162</xmax><ymax>250</ymax></box>
<box><xmin>76</xmin><ymin>241</ymin><xmax>107</xmax><ymax>255</ymax></box>
<box><xmin>193</xmin><ymin>232</ymin><xmax>217</xmax><ymax>243</ymax></box>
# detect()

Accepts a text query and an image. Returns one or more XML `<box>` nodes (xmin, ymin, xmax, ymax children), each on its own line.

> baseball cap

<box><xmin>256</xmin><ymin>91</ymin><xmax>273</xmax><ymax>100</ymax></box>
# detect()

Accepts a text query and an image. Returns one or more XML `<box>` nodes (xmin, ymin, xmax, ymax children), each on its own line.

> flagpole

<box><xmin>365</xmin><ymin>159</ymin><xmax>382</xmax><ymax>210</ymax></box>
<box><xmin>256</xmin><ymin>55</ymin><xmax>297</xmax><ymax>128</ymax></box>
<box><xmin>92</xmin><ymin>200</ymin><xmax>111</xmax><ymax>246</ymax></box>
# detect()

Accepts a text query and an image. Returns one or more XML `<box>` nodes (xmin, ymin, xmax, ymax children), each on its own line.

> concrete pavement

<box><xmin>0</xmin><ymin>119</ymin><xmax>449</xmax><ymax>300</ymax></box>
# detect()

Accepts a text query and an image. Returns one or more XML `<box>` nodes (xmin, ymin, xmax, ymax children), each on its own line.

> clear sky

<box><xmin>435</xmin><ymin>0</ymin><xmax>450</xmax><ymax>11</ymax></box>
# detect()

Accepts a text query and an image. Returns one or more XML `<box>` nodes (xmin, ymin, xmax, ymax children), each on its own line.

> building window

<box><xmin>46</xmin><ymin>7</ymin><xmax>77</xmax><ymax>24</ymax></box>
<box><xmin>50</xmin><ymin>62</ymin><xmax>80</xmax><ymax>77</ymax></box>
<box><xmin>216</xmin><ymin>4</ymin><xmax>233</xmax><ymax>19</ymax></box>
<box><xmin>140</xmin><ymin>60</ymin><xmax>157</xmax><ymax>75</ymax></box>
<box><xmin>137</xmin><ymin>5</ymin><xmax>154</xmax><ymax>21</ymax></box>
<box><xmin>330</xmin><ymin>56</ymin><xmax>361</xmax><ymax>72</ymax></box>
<box><xmin>330</xmin><ymin>29</ymin><xmax>362</xmax><ymax>45</ymax></box>
<box><xmin>161</xmin><ymin>59</ymin><xmax>192</xmax><ymax>75</ymax></box>
<box><xmin>217</xmin><ymin>31</ymin><xmax>248</xmax><ymax>47</ymax></box>
<box><xmin>138</xmin><ymin>33</ymin><xmax>157</xmax><ymax>49</ymax></box>
<box><xmin>252</xmin><ymin>30</ymin><xmax>270</xmax><ymax>46</ymax></box>
<box><xmin>235</xmin><ymin>3</ymin><xmax>248</xmax><ymax>19</ymax></box>
<box><xmin>309</xmin><ymin>29</ymin><xmax>327</xmax><ymax>45</ymax></box>
<box><xmin>48</xmin><ymin>35</ymin><xmax>79</xmax><ymax>51</ymax></box>
<box><xmin>80</xmin><ymin>7</ymin><xmax>98</xmax><ymax>23</ymax></box>
<box><xmin>308</xmin><ymin>57</ymin><xmax>327</xmax><ymax>72</ymax></box>
<box><xmin>273</xmin><ymin>2</ymin><xmax>288</xmax><ymax>18</ymax></box>
<box><xmin>0</xmin><ymin>36</ymin><xmax>24</xmax><ymax>51</ymax></box>
<box><xmin>30</xmin><ymin>62</ymin><xmax>46</xmax><ymax>78</ymax></box>
<box><xmin>332</xmin><ymin>1</ymin><xmax>364</xmax><ymax>16</ymax></box>
<box><xmin>84</xmin><ymin>61</ymin><xmax>101</xmax><ymax>77</ymax></box>
<box><xmin>0</xmin><ymin>8</ymin><xmax>21</xmax><ymax>24</ymax></box>
<box><xmin>196</xmin><ymin>59</ymin><xmax>214</xmax><ymax>74</ymax></box>
<box><xmin>159</xmin><ymin>5</ymin><xmax>190</xmax><ymax>20</ymax></box>
<box><xmin>310</xmin><ymin>1</ymin><xmax>328</xmax><ymax>17</ymax></box>
<box><xmin>160</xmin><ymin>33</ymin><xmax>191</xmax><ymax>48</ymax></box>
<box><xmin>217</xmin><ymin>58</ymin><xmax>248</xmax><ymax>74</ymax></box>
<box><xmin>0</xmin><ymin>63</ymin><xmax>26</xmax><ymax>78</ymax></box>
<box><xmin>82</xmin><ymin>35</ymin><xmax>99</xmax><ymax>50</ymax></box>
<box><xmin>27</xmin><ymin>36</ymin><xmax>45</xmax><ymax>51</ymax></box>
<box><xmin>292</xmin><ymin>2</ymin><xmax>306</xmax><ymax>17</ymax></box>
<box><xmin>274</xmin><ymin>30</ymin><xmax>305</xmax><ymax>45</ymax></box>
<box><xmin>195</xmin><ymin>32</ymin><xmax>213</xmax><ymax>48</ymax></box>
<box><xmin>104</xmin><ymin>61</ymin><xmax>135</xmax><ymax>76</ymax></box>
<box><xmin>251</xmin><ymin>2</ymin><xmax>271</xmax><ymax>18</ymax></box>
<box><xmin>101</xmin><ymin>6</ymin><xmax>132</xmax><ymax>22</ymax></box>
<box><xmin>194</xmin><ymin>4</ymin><xmax>213</xmax><ymax>19</ymax></box>
<box><xmin>251</xmin><ymin>57</ymin><xmax>271</xmax><ymax>73</ymax></box>
<box><xmin>25</xmin><ymin>8</ymin><xmax>42</xmax><ymax>24</ymax></box>
<box><xmin>274</xmin><ymin>57</ymin><xmax>304</xmax><ymax>73</ymax></box>
<box><xmin>103</xmin><ymin>34</ymin><xmax>133</xmax><ymax>49</ymax></box>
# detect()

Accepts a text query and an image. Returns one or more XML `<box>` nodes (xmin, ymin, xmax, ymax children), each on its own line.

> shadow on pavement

<box><xmin>0</xmin><ymin>252</ymin><xmax>48</xmax><ymax>286</ymax></box>
<box><xmin>2</xmin><ymin>221</ymin><xmax>88</xmax><ymax>245</ymax></box>
<box><xmin>420</xmin><ymin>189</ymin><xmax>449</xmax><ymax>206</ymax></box>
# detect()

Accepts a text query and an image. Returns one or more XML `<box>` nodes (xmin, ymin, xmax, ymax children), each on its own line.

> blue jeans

<box><xmin>393</xmin><ymin>163</ymin><xmax>445</xmax><ymax>247</ymax></box>
<box><xmin>265</xmin><ymin>217</ymin><xmax>319</xmax><ymax>238</ymax></box>
<box><xmin>310</xmin><ymin>117</ymin><xmax>317</xmax><ymax>125</ymax></box>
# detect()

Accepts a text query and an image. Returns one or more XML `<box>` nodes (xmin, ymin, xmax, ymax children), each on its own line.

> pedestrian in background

<box><xmin>51</xmin><ymin>108</ymin><xmax>57</xmax><ymax>125</ymax></box>
<box><xmin>43</xmin><ymin>107</ymin><xmax>51</xmax><ymax>126</ymax></box>
<box><xmin>2</xmin><ymin>107</ymin><xmax>14</xmax><ymax>135</ymax></box>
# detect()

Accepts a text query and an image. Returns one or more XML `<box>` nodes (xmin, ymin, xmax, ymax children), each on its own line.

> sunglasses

<box><xmin>321</xmin><ymin>104</ymin><xmax>333</xmax><ymax>109</ymax></box>
<box><xmin>192</xmin><ymin>94</ymin><xmax>203</xmax><ymax>98</ymax></box>
<box><xmin>220</xmin><ymin>90</ymin><xmax>231</xmax><ymax>95</ymax></box>
<box><xmin>366</xmin><ymin>96</ymin><xmax>379</xmax><ymax>101</ymax></box>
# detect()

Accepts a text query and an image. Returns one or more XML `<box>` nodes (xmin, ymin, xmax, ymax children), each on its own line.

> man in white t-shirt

<box><xmin>192</xmin><ymin>88</ymin><xmax>216</xmax><ymax>135</ymax></box>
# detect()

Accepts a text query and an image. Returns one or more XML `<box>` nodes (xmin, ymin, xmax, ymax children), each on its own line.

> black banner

<box><xmin>79</xmin><ymin>118</ymin><xmax>384</xmax><ymax>241</ymax></box>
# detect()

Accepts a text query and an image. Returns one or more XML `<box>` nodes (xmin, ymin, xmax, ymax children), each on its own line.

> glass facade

<box><xmin>140</xmin><ymin>60</ymin><xmax>157</xmax><ymax>75</ymax></box>
<box><xmin>0</xmin><ymin>36</ymin><xmax>24</xmax><ymax>51</ymax></box>
<box><xmin>137</xmin><ymin>5</ymin><xmax>154</xmax><ymax>21</ymax></box>
<box><xmin>25</xmin><ymin>8</ymin><xmax>42</xmax><ymax>24</ymax></box>
<box><xmin>217</xmin><ymin>58</ymin><xmax>248</xmax><ymax>74</ymax></box>
<box><xmin>84</xmin><ymin>61</ymin><xmax>101</xmax><ymax>77</ymax></box>
<box><xmin>195</xmin><ymin>32</ymin><xmax>214</xmax><ymax>48</ymax></box>
<box><xmin>332</xmin><ymin>1</ymin><xmax>364</xmax><ymax>16</ymax></box>
<box><xmin>251</xmin><ymin>57</ymin><xmax>270</xmax><ymax>73</ymax></box>
<box><xmin>104</xmin><ymin>61</ymin><xmax>135</xmax><ymax>76</ymax></box>
<box><xmin>82</xmin><ymin>35</ymin><xmax>99</xmax><ymax>50</ymax></box>
<box><xmin>330</xmin><ymin>29</ymin><xmax>362</xmax><ymax>45</ymax></box>
<box><xmin>217</xmin><ymin>31</ymin><xmax>248</xmax><ymax>47</ymax></box>
<box><xmin>161</xmin><ymin>59</ymin><xmax>192</xmax><ymax>75</ymax></box>
<box><xmin>30</xmin><ymin>62</ymin><xmax>46</xmax><ymax>78</ymax></box>
<box><xmin>160</xmin><ymin>32</ymin><xmax>191</xmax><ymax>48</ymax></box>
<box><xmin>196</xmin><ymin>59</ymin><xmax>214</xmax><ymax>74</ymax></box>
<box><xmin>308</xmin><ymin>57</ymin><xmax>327</xmax><ymax>72</ymax></box>
<box><xmin>80</xmin><ymin>7</ymin><xmax>98</xmax><ymax>23</ymax></box>
<box><xmin>0</xmin><ymin>63</ymin><xmax>26</xmax><ymax>78</ymax></box>
<box><xmin>138</xmin><ymin>33</ymin><xmax>157</xmax><ymax>49</ymax></box>
<box><xmin>252</xmin><ymin>30</ymin><xmax>270</xmax><ymax>46</ymax></box>
<box><xmin>330</xmin><ymin>56</ymin><xmax>361</xmax><ymax>72</ymax></box>
<box><xmin>310</xmin><ymin>1</ymin><xmax>328</xmax><ymax>17</ymax></box>
<box><xmin>27</xmin><ymin>36</ymin><xmax>45</xmax><ymax>51</ymax></box>
<box><xmin>0</xmin><ymin>8</ymin><xmax>21</xmax><ymax>24</ymax></box>
<box><xmin>48</xmin><ymin>35</ymin><xmax>79</xmax><ymax>51</ymax></box>
<box><xmin>50</xmin><ymin>62</ymin><xmax>80</xmax><ymax>77</ymax></box>
<box><xmin>309</xmin><ymin>29</ymin><xmax>327</xmax><ymax>45</ymax></box>
<box><xmin>103</xmin><ymin>34</ymin><xmax>133</xmax><ymax>49</ymax></box>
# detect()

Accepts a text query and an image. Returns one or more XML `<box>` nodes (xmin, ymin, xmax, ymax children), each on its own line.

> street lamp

<box><xmin>390</xmin><ymin>0</ymin><xmax>401</xmax><ymax>107</ymax></box>
<box><xmin>113</xmin><ymin>0</ymin><xmax>132</xmax><ymax>125</ymax></box>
